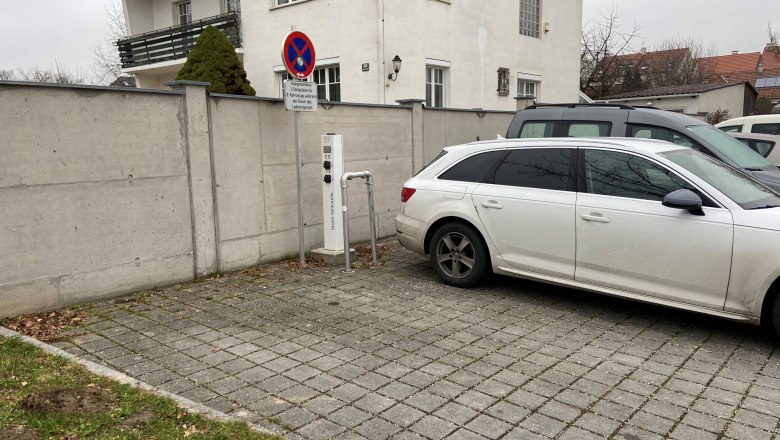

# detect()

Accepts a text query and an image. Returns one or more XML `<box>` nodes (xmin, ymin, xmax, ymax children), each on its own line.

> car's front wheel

<box><xmin>429</xmin><ymin>222</ymin><xmax>488</xmax><ymax>288</ymax></box>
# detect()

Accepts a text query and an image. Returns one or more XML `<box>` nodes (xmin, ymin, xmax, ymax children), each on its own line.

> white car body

<box><xmin>717</xmin><ymin>114</ymin><xmax>780</xmax><ymax>135</ymax></box>
<box><xmin>396</xmin><ymin>138</ymin><xmax>780</xmax><ymax>329</ymax></box>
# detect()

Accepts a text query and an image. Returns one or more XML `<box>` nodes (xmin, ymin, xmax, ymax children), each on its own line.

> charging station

<box><xmin>310</xmin><ymin>134</ymin><xmax>355</xmax><ymax>265</ymax></box>
<box><xmin>322</xmin><ymin>134</ymin><xmax>345</xmax><ymax>250</ymax></box>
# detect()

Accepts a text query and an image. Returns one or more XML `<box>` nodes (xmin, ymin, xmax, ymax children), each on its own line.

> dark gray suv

<box><xmin>506</xmin><ymin>104</ymin><xmax>780</xmax><ymax>192</ymax></box>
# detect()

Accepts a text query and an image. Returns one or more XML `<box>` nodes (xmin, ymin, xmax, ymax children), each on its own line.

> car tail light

<box><xmin>401</xmin><ymin>187</ymin><xmax>416</xmax><ymax>203</ymax></box>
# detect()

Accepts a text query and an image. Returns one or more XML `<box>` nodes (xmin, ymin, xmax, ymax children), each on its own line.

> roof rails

<box><xmin>525</xmin><ymin>103</ymin><xmax>637</xmax><ymax>110</ymax></box>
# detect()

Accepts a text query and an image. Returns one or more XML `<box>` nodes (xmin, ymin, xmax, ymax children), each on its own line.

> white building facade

<box><xmin>121</xmin><ymin>0</ymin><xmax>583</xmax><ymax>110</ymax></box>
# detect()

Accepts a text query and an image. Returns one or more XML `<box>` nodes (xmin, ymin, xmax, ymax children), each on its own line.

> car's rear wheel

<box><xmin>430</xmin><ymin>223</ymin><xmax>488</xmax><ymax>288</ymax></box>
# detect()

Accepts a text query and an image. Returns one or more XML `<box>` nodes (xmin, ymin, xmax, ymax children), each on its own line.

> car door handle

<box><xmin>481</xmin><ymin>201</ymin><xmax>504</xmax><ymax>209</ymax></box>
<box><xmin>581</xmin><ymin>213</ymin><xmax>611</xmax><ymax>223</ymax></box>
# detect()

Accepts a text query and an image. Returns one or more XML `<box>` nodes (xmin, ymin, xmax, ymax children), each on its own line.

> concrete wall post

<box><xmin>165</xmin><ymin>81</ymin><xmax>219</xmax><ymax>277</ymax></box>
<box><xmin>397</xmin><ymin>99</ymin><xmax>426</xmax><ymax>174</ymax></box>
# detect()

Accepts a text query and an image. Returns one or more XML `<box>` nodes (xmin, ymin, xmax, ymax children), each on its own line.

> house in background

<box><xmin>599</xmin><ymin>82</ymin><xmax>758</xmax><ymax>120</ymax></box>
<box><xmin>701</xmin><ymin>44</ymin><xmax>780</xmax><ymax>106</ymax></box>
<box><xmin>119</xmin><ymin>0</ymin><xmax>583</xmax><ymax>110</ymax></box>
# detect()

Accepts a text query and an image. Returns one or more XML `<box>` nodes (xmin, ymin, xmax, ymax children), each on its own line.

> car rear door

<box><xmin>472</xmin><ymin>147</ymin><xmax>577</xmax><ymax>279</ymax></box>
<box><xmin>574</xmin><ymin>148</ymin><xmax>734</xmax><ymax>309</ymax></box>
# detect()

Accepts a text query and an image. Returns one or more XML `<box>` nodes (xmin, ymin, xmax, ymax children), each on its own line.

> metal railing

<box><xmin>117</xmin><ymin>13</ymin><xmax>241</xmax><ymax>69</ymax></box>
<box><xmin>341</xmin><ymin>172</ymin><xmax>378</xmax><ymax>272</ymax></box>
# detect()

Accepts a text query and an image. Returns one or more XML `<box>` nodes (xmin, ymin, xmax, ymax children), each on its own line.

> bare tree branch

<box><xmin>581</xmin><ymin>4</ymin><xmax>641</xmax><ymax>99</ymax></box>
<box><xmin>92</xmin><ymin>0</ymin><xmax>129</xmax><ymax>85</ymax></box>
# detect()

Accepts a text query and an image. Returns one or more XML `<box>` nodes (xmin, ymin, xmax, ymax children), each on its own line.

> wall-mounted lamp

<box><xmin>387</xmin><ymin>55</ymin><xmax>402</xmax><ymax>81</ymax></box>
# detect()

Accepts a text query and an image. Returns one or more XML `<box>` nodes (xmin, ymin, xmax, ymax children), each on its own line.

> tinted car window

<box><xmin>719</xmin><ymin>125</ymin><xmax>743</xmax><ymax>133</ymax></box>
<box><xmin>564</xmin><ymin>122</ymin><xmax>611</xmax><ymax>137</ymax></box>
<box><xmin>752</xmin><ymin>123</ymin><xmax>780</xmax><ymax>135</ymax></box>
<box><xmin>493</xmin><ymin>148</ymin><xmax>574</xmax><ymax>191</ymax></box>
<box><xmin>520</xmin><ymin>122</ymin><xmax>555</xmax><ymax>138</ymax></box>
<box><xmin>439</xmin><ymin>150</ymin><xmax>505</xmax><ymax>183</ymax></box>
<box><xmin>582</xmin><ymin>149</ymin><xmax>694</xmax><ymax>201</ymax></box>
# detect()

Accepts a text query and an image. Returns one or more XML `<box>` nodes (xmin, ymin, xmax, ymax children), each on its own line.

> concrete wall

<box><xmin>422</xmin><ymin>108</ymin><xmax>516</xmax><ymax>163</ymax></box>
<box><xmin>0</xmin><ymin>81</ymin><xmax>513</xmax><ymax>317</ymax></box>
<box><xmin>0</xmin><ymin>83</ymin><xmax>194</xmax><ymax>317</ymax></box>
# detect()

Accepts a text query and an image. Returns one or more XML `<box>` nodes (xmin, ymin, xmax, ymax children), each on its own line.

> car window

<box><xmin>438</xmin><ymin>150</ymin><xmax>505</xmax><ymax>183</ymax></box>
<box><xmin>628</xmin><ymin>124</ymin><xmax>701</xmax><ymax>150</ymax></box>
<box><xmin>564</xmin><ymin>122</ymin><xmax>611</xmax><ymax>137</ymax></box>
<box><xmin>752</xmin><ymin>123</ymin><xmax>780</xmax><ymax>135</ymax></box>
<box><xmin>752</xmin><ymin>140</ymin><xmax>776</xmax><ymax>157</ymax></box>
<box><xmin>582</xmin><ymin>149</ymin><xmax>694</xmax><ymax>201</ymax></box>
<box><xmin>519</xmin><ymin>121</ymin><xmax>555</xmax><ymax>138</ymax></box>
<box><xmin>662</xmin><ymin>149</ymin><xmax>780</xmax><ymax>210</ymax></box>
<box><xmin>687</xmin><ymin>125</ymin><xmax>774</xmax><ymax>171</ymax></box>
<box><xmin>492</xmin><ymin>148</ymin><xmax>574</xmax><ymax>191</ymax></box>
<box><xmin>718</xmin><ymin>125</ymin><xmax>743</xmax><ymax>133</ymax></box>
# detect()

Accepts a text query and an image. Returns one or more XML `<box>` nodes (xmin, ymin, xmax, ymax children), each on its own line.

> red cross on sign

<box><xmin>282</xmin><ymin>31</ymin><xmax>316</xmax><ymax>79</ymax></box>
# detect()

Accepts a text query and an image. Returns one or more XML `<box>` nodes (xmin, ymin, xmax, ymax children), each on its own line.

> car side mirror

<box><xmin>662</xmin><ymin>189</ymin><xmax>704</xmax><ymax>216</ymax></box>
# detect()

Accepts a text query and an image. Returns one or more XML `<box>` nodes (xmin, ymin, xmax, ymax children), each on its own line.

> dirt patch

<box><xmin>120</xmin><ymin>410</ymin><xmax>155</xmax><ymax>430</ymax></box>
<box><xmin>2</xmin><ymin>308</ymin><xmax>86</xmax><ymax>343</ymax></box>
<box><xmin>354</xmin><ymin>242</ymin><xmax>394</xmax><ymax>264</ymax></box>
<box><xmin>0</xmin><ymin>425</ymin><xmax>37</xmax><ymax>440</ymax></box>
<box><xmin>19</xmin><ymin>388</ymin><xmax>113</xmax><ymax>415</ymax></box>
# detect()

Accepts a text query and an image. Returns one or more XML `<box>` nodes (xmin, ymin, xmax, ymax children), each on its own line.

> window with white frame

<box><xmin>175</xmin><ymin>1</ymin><xmax>192</xmax><ymax>25</ymax></box>
<box><xmin>519</xmin><ymin>0</ymin><xmax>540</xmax><ymax>38</ymax></box>
<box><xmin>518</xmin><ymin>79</ymin><xmax>539</xmax><ymax>99</ymax></box>
<box><xmin>226</xmin><ymin>0</ymin><xmax>240</xmax><ymax>12</ymax></box>
<box><xmin>426</xmin><ymin>66</ymin><xmax>446</xmax><ymax>108</ymax></box>
<box><xmin>278</xmin><ymin>65</ymin><xmax>341</xmax><ymax>102</ymax></box>
<box><xmin>276</xmin><ymin>0</ymin><xmax>303</xmax><ymax>6</ymax></box>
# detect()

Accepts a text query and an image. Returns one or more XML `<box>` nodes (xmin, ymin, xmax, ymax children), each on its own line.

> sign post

<box><xmin>282</xmin><ymin>31</ymin><xmax>317</xmax><ymax>267</ymax></box>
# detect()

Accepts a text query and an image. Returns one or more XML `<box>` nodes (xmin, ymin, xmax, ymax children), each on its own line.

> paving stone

<box><xmin>276</xmin><ymin>407</ymin><xmax>318</xmax><ymax>429</ymax></box>
<box><xmin>353</xmin><ymin>392</ymin><xmax>396</xmax><ymax>414</ymax></box>
<box><xmin>298</xmin><ymin>418</ymin><xmax>345</xmax><ymax>440</ymax></box>
<box><xmin>519</xmin><ymin>413</ymin><xmax>567</xmax><ymax>438</ymax></box>
<box><xmin>405</xmin><ymin>391</ymin><xmax>448</xmax><ymax>413</ymax></box>
<box><xmin>410</xmin><ymin>415</ymin><xmax>457</xmax><ymax>440</ymax></box>
<box><xmin>56</xmin><ymin>242</ymin><xmax>780</xmax><ymax>440</ymax></box>
<box><xmin>464</xmin><ymin>414</ymin><xmax>511</xmax><ymax>439</ymax></box>
<box><xmin>354</xmin><ymin>418</ymin><xmax>401</xmax><ymax>440</ymax></box>
<box><xmin>382</xmin><ymin>403</ymin><xmax>426</xmax><ymax>427</ymax></box>
<box><xmin>327</xmin><ymin>406</ymin><xmax>371</xmax><ymax>429</ymax></box>
<box><xmin>433</xmin><ymin>402</ymin><xmax>479</xmax><ymax>426</ymax></box>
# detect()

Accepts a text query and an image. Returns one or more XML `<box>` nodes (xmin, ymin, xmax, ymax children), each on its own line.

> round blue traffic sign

<box><xmin>282</xmin><ymin>31</ymin><xmax>316</xmax><ymax>79</ymax></box>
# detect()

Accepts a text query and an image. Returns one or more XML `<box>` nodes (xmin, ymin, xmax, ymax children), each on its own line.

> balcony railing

<box><xmin>117</xmin><ymin>13</ymin><xmax>241</xmax><ymax>69</ymax></box>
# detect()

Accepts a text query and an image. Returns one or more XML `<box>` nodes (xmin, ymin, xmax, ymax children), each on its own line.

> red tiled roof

<box><xmin>763</xmin><ymin>46</ymin><xmax>780</xmax><ymax>69</ymax></box>
<box><xmin>700</xmin><ymin>53</ymin><xmax>761</xmax><ymax>75</ymax></box>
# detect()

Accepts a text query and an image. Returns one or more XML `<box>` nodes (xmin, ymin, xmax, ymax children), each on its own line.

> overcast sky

<box><xmin>0</xmin><ymin>0</ymin><xmax>778</xmax><ymax>78</ymax></box>
<box><xmin>583</xmin><ymin>0</ymin><xmax>780</xmax><ymax>55</ymax></box>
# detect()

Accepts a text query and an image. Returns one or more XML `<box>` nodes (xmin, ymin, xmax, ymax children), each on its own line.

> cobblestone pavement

<box><xmin>50</xmin><ymin>241</ymin><xmax>780</xmax><ymax>439</ymax></box>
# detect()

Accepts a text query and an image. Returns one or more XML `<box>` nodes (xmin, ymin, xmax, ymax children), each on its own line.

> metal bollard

<box><xmin>341</xmin><ymin>171</ymin><xmax>379</xmax><ymax>272</ymax></box>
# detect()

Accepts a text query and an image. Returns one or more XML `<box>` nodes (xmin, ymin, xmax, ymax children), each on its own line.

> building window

<box><xmin>226</xmin><ymin>0</ymin><xmax>240</xmax><ymax>12</ymax></box>
<box><xmin>426</xmin><ymin>66</ymin><xmax>446</xmax><ymax>108</ymax></box>
<box><xmin>276</xmin><ymin>0</ymin><xmax>303</xmax><ymax>5</ymax></box>
<box><xmin>518</xmin><ymin>80</ymin><xmax>538</xmax><ymax>99</ymax></box>
<box><xmin>519</xmin><ymin>0</ymin><xmax>540</xmax><ymax>38</ymax></box>
<box><xmin>175</xmin><ymin>1</ymin><xmax>192</xmax><ymax>25</ymax></box>
<box><xmin>279</xmin><ymin>65</ymin><xmax>341</xmax><ymax>102</ymax></box>
<box><xmin>497</xmin><ymin>68</ymin><xmax>510</xmax><ymax>96</ymax></box>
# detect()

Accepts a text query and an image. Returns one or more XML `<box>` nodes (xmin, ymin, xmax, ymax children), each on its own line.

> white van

<box><xmin>717</xmin><ymin>114</ymin><xmax>780</xmax><ymax>135</ymax></box>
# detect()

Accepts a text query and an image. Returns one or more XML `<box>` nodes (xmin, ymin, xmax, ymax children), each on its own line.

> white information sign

<box><xmin>283</xmin><ymin>80</ymin><xmax>319</xmax><ymax>112</ymax></box>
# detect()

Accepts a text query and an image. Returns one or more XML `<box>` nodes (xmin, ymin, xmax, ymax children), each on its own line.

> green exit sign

<box><xmin>362</xmin><ymin>63</ymin><xmax>370</xmax><ymax>72</ymax></box>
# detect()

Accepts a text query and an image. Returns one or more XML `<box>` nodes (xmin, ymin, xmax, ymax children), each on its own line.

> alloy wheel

<box><xmin>435</xmin><ymin>232</ymin><xmax>476</xmax><ymax>279</ymax></box>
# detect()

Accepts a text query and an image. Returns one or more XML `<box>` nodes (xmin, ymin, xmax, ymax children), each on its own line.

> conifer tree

<box><xmin>176</xmin><ymin>26</ymin><xmax>255</xmax><ymax>96</ymax></box>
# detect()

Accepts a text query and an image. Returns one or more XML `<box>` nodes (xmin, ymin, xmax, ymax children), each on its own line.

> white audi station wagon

<box><xmin>396</xmin><ymin>138</ymin><xmax>780</xmax><ymax>337</ymax></box>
